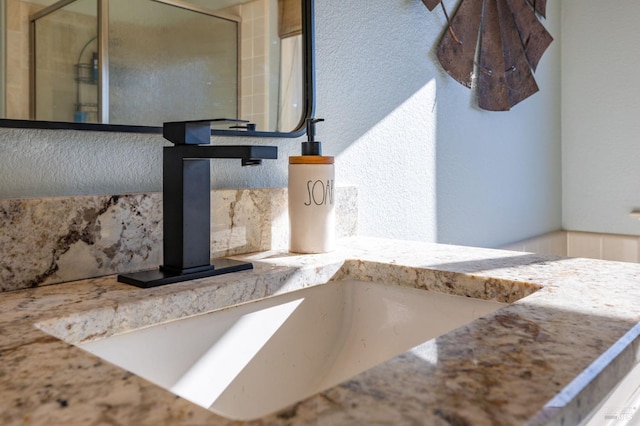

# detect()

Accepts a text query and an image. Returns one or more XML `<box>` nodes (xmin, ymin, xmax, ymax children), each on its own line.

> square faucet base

<box><xmin>117</xmin><ymin>259</ymin><xmax>253</xmax><ymax>288</ymax></box>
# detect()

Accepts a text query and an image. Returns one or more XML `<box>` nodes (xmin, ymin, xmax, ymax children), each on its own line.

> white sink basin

<box><xmin>78</xmin><ymin>280</ymin><xmax>506</xmax><ymax>420</ymax></box>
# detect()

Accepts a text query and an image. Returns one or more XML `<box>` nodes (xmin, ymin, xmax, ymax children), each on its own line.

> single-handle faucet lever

<box><xmin>118</xmin><ymin>119</ymin><xmax>277</xmax><ymax>288</ymax></box>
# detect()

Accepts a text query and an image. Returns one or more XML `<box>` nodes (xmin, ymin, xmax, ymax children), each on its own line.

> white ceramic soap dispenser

<box><xmin>288</xmin><ymin>118</ymin><xmax>335</xmax><ymax>253</ymax></box>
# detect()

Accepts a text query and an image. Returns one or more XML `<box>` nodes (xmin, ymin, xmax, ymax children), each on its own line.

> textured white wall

<box><xmin>317</xmin><ymin>0</ymin><xmax>562</xmax><ymax>247</ymax></box>
<box><xmin>562</xmin><ymin>0</ymin><xmax>640</xmax><ymax>236</ymax></box>
<box><xmin>0</xmin><ymin>0</ymin><xmax>562</xmax><ymax>249</ymax></box>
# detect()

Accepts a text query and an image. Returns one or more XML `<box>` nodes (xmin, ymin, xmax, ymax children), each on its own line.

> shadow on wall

<box><xmin>314</xmin><ymin>0</ymin><xmax>561</xmax><ymax>248</ymax></box>
<box><xmin>433</xmin><ymin>0</ymin><xmax>563</xmax><ymax>248</ymax></box>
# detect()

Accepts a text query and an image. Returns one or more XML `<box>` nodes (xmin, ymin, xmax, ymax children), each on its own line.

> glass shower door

<box><xmin>108</xmin><ymin>0</ymin><xmax>238</xmax><ymax>126</ymax></box>
<box><xmin>32</xmin><ymin>0</ymin><xmax>99</xmax><ymax>123</ymax></box>
<box><xmin>31</xmin><ymin>0</ymin><xmax>239</xmax><ymax>126</ymax></box>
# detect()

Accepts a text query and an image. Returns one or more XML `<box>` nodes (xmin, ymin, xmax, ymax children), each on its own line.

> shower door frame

<box><xmin>29</xmin><ymin>0</ymin><xmax>241</xmax><ymax>124</ymax></box>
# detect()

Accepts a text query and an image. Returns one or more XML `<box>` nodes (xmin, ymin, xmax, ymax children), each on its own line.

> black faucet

<box><xmin>118</xmin><ymin>119</ymin><xmax>278</xmax><ymax>288</ymax></box>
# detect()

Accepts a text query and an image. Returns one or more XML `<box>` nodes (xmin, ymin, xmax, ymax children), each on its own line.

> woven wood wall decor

<box><xmin>423</xmin><ymin>0</ymin><xmax>553</xmax><ymax>111</ymax></box>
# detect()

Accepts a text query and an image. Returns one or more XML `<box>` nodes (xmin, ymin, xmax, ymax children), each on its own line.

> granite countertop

<box><xmin>1</xmin><ymin>237</ymin><xmax>640</xmax><ymax>425</ymax></box>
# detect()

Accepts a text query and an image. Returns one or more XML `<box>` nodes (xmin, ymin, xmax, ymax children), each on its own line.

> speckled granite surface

<box><xmin>1</xmin><ymin>237</ymin><xmax>640</xmax><ymax>425</ymax></box>
<box><xmin>0</xmin><ymin>187</ymin><xmax>357</xmax><ymax>292</ymax></box>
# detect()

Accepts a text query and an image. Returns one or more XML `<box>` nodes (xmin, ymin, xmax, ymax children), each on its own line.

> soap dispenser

<box><xmin>288</xmin><ymin>118</ymin><xmax>335</xmax><ymax>253</ymax></box>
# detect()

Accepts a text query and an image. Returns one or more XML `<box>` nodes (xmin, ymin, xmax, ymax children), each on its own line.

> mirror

<box><xmin>0</xmin><ymin>0</ymin><xmax>314</xmax><ymax>137</ymax></box>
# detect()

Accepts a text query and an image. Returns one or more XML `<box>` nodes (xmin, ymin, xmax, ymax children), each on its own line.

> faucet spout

<box><xmin>117</xmin><ymin>120</ymin><xmax>277</xmax><ymax>288</ymax></box>
<box><xmin>161</xmin><ymin>144</ymin><xmax>277</xmax><ymax>165</ymax></box>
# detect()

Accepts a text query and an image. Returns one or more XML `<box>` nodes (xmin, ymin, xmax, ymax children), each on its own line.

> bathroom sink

<box><xmin>76</xmin><ymin>280</ymin><xmax>505</xmax><ymax>420</ymax></box>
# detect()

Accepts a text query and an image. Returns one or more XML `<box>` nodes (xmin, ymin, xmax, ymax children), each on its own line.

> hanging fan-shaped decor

<box><xmin>423</xmin><ymin>0</ymin><xmax>553</xmax><ymax>111</ymax></box>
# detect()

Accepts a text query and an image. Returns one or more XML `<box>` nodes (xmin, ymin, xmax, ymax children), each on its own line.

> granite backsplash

<box><xmin>0</xmin><ymin>187</ymin><xmax>357</xmax><ymax>292</ymax></box>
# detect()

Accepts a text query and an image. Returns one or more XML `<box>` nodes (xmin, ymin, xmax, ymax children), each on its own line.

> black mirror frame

<box><xmin>0</xmin><ymin>0</ymin><xmax>315</xmax><ymax>139</ymax></box>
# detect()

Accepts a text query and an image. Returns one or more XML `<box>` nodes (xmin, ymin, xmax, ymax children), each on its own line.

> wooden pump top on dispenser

<box><xmin>289</xmin><ymin>118</ymin><xmax>334</xmax><ymax>165</ymax></box>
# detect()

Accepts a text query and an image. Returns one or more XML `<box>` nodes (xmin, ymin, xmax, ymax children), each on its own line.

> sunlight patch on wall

<box><xmin>337</xmin><ymin>79</ymin><xmax>438</xmax><ymax>241</ymax></box>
